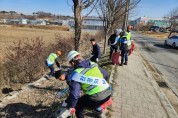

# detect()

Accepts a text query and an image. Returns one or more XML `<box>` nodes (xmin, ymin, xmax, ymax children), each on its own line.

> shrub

<box><xmin>48</xmin><ymin>33</ymin><xmax>74</xmax><ymax>61</ymax></box>
<box><xmin>0</xmin><ymin>31</ymin><xmax>103</xmax><ymax>86</ymax></box>
<box><xmin>80</xmin><ymin>31</ymin><xmax>105</xmax><ymax>58</ymax></box>
<box><xmin>1</xmin><ymin>34</ymin><xmax>74</xmax><ymax>85</ymax></box>
<box><xmin>3</xmin><ymin>37</ymin><xmax>46</xmax><ymax>84</ymax></box>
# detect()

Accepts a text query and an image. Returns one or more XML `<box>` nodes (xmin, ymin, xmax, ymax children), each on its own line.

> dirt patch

<box><xmin>142</xmin><ymin>31</ymin><xmax>169</xmax><ymax>40</ymax></box>
<box><xmin>0</xmin><ymin>77</ymin><xmax>67</xmax><ymax>118</ymax></box>
<box><xmin>157</xmin><ymin>82</ymin><xmax>169</xmax><ymax>88</ymax></box>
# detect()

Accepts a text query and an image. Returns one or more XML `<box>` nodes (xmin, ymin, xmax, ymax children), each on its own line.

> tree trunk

<box><xmin>122</xmin><ymin>0</ymin><xmax>130</xmax><ymax>30</ymax></box>
<box><xmin>103</xmin><ymin>31</ymin><xmax>107</xmax><ymax>54</ymax></box>
<box><xmin>103</xmin><ymin>28</ymin><xmax>109</xmax><ymax>54</ymax></box>
<box><xmin>74</xmin><ymin>19</ymin><xmax>82</xmax><ymax>51</ymax></box>
<box><xmin>74</xmin><ymin>1</ymin><xmax>82</xmax><ymax>51</ymax></box>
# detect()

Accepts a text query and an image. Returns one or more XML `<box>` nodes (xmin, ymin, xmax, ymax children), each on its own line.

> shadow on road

<box><xmin>154</xmin><ymin>44</ymin><xmax>172</xmax><ymax>49</ymax></box>
<box><xmin>154</xmin><ymin>44</ymin><xmax>178</xmax><ymax>50</ymax></box>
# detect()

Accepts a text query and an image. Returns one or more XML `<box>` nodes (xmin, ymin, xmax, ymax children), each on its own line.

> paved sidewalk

<box><xmin>110</xmin><ymin>50</ymin><xmax>170</xmax><ymax>118</ymax></box>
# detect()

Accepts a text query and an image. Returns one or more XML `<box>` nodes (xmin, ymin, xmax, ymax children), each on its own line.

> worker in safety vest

<box><xmin>119</xmin><ymin>25</ymin><xmax>132</xmax><ymax>66</ymax></box>
<box><xmin>59</xmin><ymin>50</ymin><xmax>111</xmax><ymax>118</ymax></box>
<box><xmin>45</xmin><ymin>51</ymin><xmax>62</xmax><ymax>78</ymax></box>
<box><xmin>125</xmin><ymin>25</ymin><xmax>132</xmax><ymax>41</ymax></box>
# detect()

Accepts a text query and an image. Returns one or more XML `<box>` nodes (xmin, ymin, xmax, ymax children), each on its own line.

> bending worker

<box><xmin>59</xmin><ymin>50</ymin><xmax>111</xmax><ymax>118</ymax></box>
<box><xmin>108</xmin><ymin>29</ymin><xmax>122</xmax><ymax>60</ymax></box>
<box><xmin>45</xmin><ymin>51</ymin><xmax>62</xmax><ymax>78</ymax></box>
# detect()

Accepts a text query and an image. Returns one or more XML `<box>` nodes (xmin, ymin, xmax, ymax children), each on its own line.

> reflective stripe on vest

<box><xmin>123</xmin><ymin>32</ymin><xmax>131</xmax><ymax>46</ymax></box>
<box><xmin>110</xmin><ymin>36</ymin><xmax>120</xmax><ymax>45</ymax></box>
<box><xmin>71</xmin><ymin>62</ymin><xmax>109</xmax><ymax>95</ymax></box>
<box><xmin>46</xmin><ymin>53</ymin><xmax>57</xmax><ymax>66</ymax></box>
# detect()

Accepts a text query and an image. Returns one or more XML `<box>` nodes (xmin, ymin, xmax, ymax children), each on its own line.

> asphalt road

<box><xmin>132</xmin><ymin>32</ymin><xmax>178</xmax><ymax>95</ymax></box>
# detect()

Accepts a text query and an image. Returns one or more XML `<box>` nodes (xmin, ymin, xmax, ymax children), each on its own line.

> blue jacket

<box><xmin>119</xmin><ymin>37</ymin><xmax>129</xmax><ymax>51</ymax></box>
<box><xmin>66</xmin><ymin>60</ymin><xmax>109</xmax><ymax>108</ymax></box>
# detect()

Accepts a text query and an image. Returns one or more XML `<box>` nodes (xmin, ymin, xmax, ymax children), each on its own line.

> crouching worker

<box><xmin>59</xmin><ymin>50</ymin><xmax>112</xmax><ymax>118</ymax></box>
<box><xmin>45</xmin><ymin>51</ymin><xmax>62</xmax><ymax>78</ymax></box>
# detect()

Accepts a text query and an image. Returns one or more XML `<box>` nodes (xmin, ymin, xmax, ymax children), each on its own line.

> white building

<box><xmin>130</xmin><ymin>17</ymin><xmax>169</xmax><ymax>28</ymax></box>
<box><xmin>0</xmin><ymin>19</ymin><xmax>7</xmax><ymax>24</ymax></box>
<box><xmin>68</xmin><ymin>19</ymin><xmax>75</xmax><ymax>27</ymax></box>
<box><xmin>19</xmin><ymin>18</ymin><xmax>28</xmax><ymax>24</ymax></box>
<box><xmin>83</xmin><ymin>16</ymin><xmax>103</xmax><ymax>30</ymax></box>
<box><xmin>31</xmin><ymin>19</ymin><xmax>46</xmax><ymax>25</ymax></box>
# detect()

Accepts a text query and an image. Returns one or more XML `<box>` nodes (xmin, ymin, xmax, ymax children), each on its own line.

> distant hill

<box><xmin>0</xmin><ymin>11</ymin><xmax>73</xmax><ymax>20</ymax></box>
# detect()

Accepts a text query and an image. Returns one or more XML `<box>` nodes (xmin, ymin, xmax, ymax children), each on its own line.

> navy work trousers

<box><xmin>45</xmin><ymin>61</ymin><xmax>54</xmax><ymax>76</ymax></box>
<box><xmin>121</xmin><ymin>50</ymin><xmax>129</xmax><ymax>64</ymax></box>
<box><xmin>75</xmin><ymin>95</ymin><xmax>110</xmax><ymax>118</ymax></box>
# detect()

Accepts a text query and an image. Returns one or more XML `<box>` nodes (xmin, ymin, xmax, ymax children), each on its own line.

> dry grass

<box><xmin>142</xmin><ymin>31</ymin><xmax>169</xmax><ymax>40</ymax></box>
<box><xmin>0</xmin><ymin>25</ymin><xmax>73</xmax><ymax>61</ymax></box>
<box><xmin>0</xmin><ymin>25</ymin><xmax>102</xmax><ymax>61</ymax></box>
<box><xmin>12</xmin><ymin>24</ymin><xmax>70</xmax><ymax>31</ymax></box>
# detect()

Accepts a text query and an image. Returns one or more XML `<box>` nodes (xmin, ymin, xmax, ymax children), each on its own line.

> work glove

<box><xmin>70</xmin><ymin>108</ymin><xmax>76</xmax><ymax>115</ymax></box>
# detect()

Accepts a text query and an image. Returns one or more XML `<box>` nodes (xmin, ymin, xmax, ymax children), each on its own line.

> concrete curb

<box><xmin>137</xmin><ymin>48</ymin><xmax>178</xmax><ymax>118</ymax></box>
<box><xmin>109</xmin><ymin>65</ymin><xmax>116</xmax><ymax>84</ymax></box>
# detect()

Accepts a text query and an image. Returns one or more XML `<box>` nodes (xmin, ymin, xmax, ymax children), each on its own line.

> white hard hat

<box><xmin>115</xmin><ymin>29</ymin><xmax>122</xmax><ymax>35</ymax></box>
<box><xmin>67</xmin><ymin>50</ymin><xmax>80</xmax><ymax>62</ymax></box>
<box><xmin>118</xmin><ymin>29</ymin><xmax>122</xmax><ymax>34</ymax></box>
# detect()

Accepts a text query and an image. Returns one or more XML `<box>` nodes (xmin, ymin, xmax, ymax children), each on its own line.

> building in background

<box><xmin>30</xmin><ymin>19</ymin><xmax>46</xmax><ymax>25</ymax></box>
<box><xmin>83</xmin><ymin>16</ymin><xmax>103</xmax><ymax>30</ymax></box>
<box><xmin>130</xmin><ymin>17</ymin><xmax>169</xmax><ymax>28</ymax></box>
<box><xmin>0</xmin><ymin>19</ymin><xmax>8</xmax><ymax>24</ymax></box>
<box><xmin>19</xmin><ymin>18</ymin><xmax>28</xmax><ymax>24</ymax></box>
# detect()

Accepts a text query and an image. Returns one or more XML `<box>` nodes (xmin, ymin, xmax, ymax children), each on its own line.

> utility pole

<box><xmin>122</xmin><ymin>0</ymin><xmax>130</xmax><ymax>31</ymax></box>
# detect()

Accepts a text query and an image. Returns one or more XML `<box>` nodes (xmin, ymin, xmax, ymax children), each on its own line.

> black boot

<box><xmin>124</xmin><ymin>62</ymin><xmax>127</xmax><ymax>65</ymax></box>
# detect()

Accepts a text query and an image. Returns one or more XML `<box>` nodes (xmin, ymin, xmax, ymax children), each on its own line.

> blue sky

<box><xmin>0</xmin><ymin>0</ymin><xmax>73</xmax><ymax>15</ymax></box>
<box><xmin>0</xmin><ymin>0</ymin><xmax>178</xmax><ymax>19</ymax></box>
<box><xmin>135</xmin><ymin>0</ymin><xmax>178</xmax><ymax>19</ymax></box>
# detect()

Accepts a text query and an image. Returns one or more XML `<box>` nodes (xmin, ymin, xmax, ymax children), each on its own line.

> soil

<box><xmin>0</xmin><ymin>76</ymin><xmax>67</xmax><ymax>118</ymax></box>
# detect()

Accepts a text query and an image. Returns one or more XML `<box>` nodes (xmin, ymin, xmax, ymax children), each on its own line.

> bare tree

<box><xmin>72</xmin><ymin>0</ymin><xmax>98</xmax><ymax>51</ymax></box>
<box><xmin>96</xmin><ymin>0</ymin><xmax>141</xmax><ymax>54</ymax></box>
<box><xmin>122</xmin><ymin>0</ymin><xmax>130</xmax><ymax>30</ymax></box>
<box><xmin>165</xmin><ymin>7</ymin><xmax>178</xmax><ymax>38</ymax></box>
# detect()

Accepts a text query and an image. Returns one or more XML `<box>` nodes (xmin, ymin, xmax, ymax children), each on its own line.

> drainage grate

<box><xmin>157</xmin><ymin>82</ymin><xmax>169</xmax><ymax>88</ymax></box>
